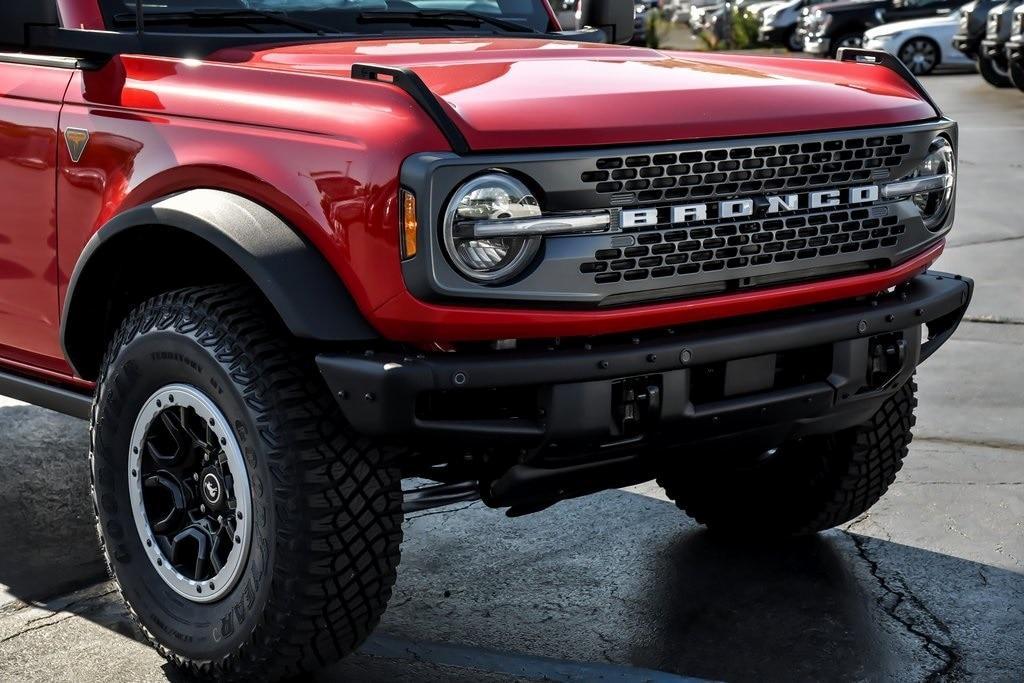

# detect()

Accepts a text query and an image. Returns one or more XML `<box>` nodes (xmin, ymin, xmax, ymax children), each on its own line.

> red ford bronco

<box><xmin>1</xmin><ymin>0</ymin><xmax>970</xmax><ymax>679</ymax></box>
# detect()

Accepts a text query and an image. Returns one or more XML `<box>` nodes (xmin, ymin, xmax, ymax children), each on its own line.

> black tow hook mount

<box><xmin>868</xmin><ymin>333</ymin><xmax>907</xmax><ymax>388</ymax></box>
<box><xmin>613</xmin><ymin>375</ymin><xmax>662</xmax><ymax>436</ymax></box>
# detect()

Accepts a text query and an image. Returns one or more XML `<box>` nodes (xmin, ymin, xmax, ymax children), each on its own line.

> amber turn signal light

<box><xmin>400</xmin><ymin>190</ymin><xmax>418</xmax><ymax>259</ymax></box>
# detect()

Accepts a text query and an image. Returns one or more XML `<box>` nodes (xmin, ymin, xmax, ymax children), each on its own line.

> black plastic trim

<box><xmin>63</xmin><ymin>189</ymin><xmax>377</xmax><ymax>379</ymax></box>
<box><xmin>837</xmin><ymin>47</ymin><xmax>943</xmax><ymax>117</ymax></box>
<box><xmin>403</xmin><ymin>481</ymin><xmax>480</xmax><ymax>513</ymax></box>
<box><xmin>317</xmin><ymin>271</ymin><xmax>972</xmax><ymax>439</ymax></box>
<box><xmin>351</xmin><ymin>63</ymin><xmax>470</xmax><ymax>154</ymax></box>
<box><xmin>0</xmin><ymin>369</ymin><xmax>92</xmax><ymax>420</ymax></box>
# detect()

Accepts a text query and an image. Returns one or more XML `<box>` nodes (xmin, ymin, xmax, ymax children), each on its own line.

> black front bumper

<box><xmin>318</xmin><ymin>272</ymin><xmax>971</xmax><ymax>456</ymax></box>
<box><xmin>953</xmin><ymin>32</ymin><xmax>982</xmax><ymax>58</ymax></box>
<box><xmin>982</xmin><ymin>38</ymin><xmax>1007</xmax><ymax>59</ymax></box>
<box><xmin>1008</xmin><ymin>38</ymin><xmax>1024</xmax><ymax>63</ymax></box>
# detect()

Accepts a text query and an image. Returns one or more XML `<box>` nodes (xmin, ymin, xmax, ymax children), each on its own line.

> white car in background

<box><xmin>863</xmin><ymin>11</ymin><xmax>975</xmax><ymax>75</ymax></box>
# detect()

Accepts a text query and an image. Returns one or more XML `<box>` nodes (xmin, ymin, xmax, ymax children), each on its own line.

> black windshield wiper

<box><xmin>357</xmin><ymin>10</ymin><xmax>541</xmax><ymax>35</ymax></box>
<box><xmin>113</xmin><ymin>9</ymin><xmax>344</xmax><ymax>35</ymax></box>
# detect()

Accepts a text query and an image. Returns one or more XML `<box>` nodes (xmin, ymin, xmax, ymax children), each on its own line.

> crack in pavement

<box><xmin>913</xmin><ymin>436</ymin><xmax>1024</xmax><ymax>454</ymax></box>
<box><xmin>22</xmin><ymin>589</ymin><xmax>117</xmax><ymax>627</ymax></box>
<box><xmin>0</xmin><ymin>599</ymin><xmax>34</xmax><ymax>618</ymax></box>
<box><xmin>0</xmin><ymin>612</ymin><xmax>82</xmax><ymax>645</ymax></box>
<box><xmin>961</xmin><ymin>315</ymin><xmax>1024</xmax><ymax>326</ymax></box>
<box><xmin>899</xmin><ymin>481</ymin><xmax>1024</xmax><ymax>487</ymax></box>
<box><xmin>844</xmin><ymin>532</ymin><xmax>966</xmax><ymax>682</ymax></box>
<box><xmin>0</xmin><ymin>589</ymin><xmax>116</xmax><ymax>645</ymax></box>
<box><xmin>405</xmin><ymin>501</ymin><xmax>481</xmax><ymax>522</ymax></box>
<box><xmin>947</xmin><ymin>234</ymin><xmax>1024</xmax><ymax>248</ymax></box>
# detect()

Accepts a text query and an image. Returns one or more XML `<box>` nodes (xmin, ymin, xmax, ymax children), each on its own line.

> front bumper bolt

<box><xmin>364</xmin><ymin>392</ymin><xmax>375</xmax><ymax>402</ymax></box>
<box><xmin>680</xmin><ymin>348</ymin><xmax>693</xmax><ymax>364</ymax></box>
<box><xmin>597</xmin><ymin>360</ymin><xmax>609</xmax><ymax>369</ymax></box>
<box><xmin>857</xmin><ymin>320</ymin><xmax>868</xmax><ymax>334</ymax></box>
<box><xmin>646</xmin><ymin>353</ymin><xmax>657</xmax><ymax>363</ymax></box>
<box><xmin>452</xmin><ymin>372</ymin><xmax>467</xmax><ymax>385</ymax></box>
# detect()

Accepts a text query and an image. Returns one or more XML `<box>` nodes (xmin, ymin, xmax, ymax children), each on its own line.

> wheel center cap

<box><xmin>202</xmin><ymin>472</ymin><xmax>223</xmax><ymax>506</ymax></box>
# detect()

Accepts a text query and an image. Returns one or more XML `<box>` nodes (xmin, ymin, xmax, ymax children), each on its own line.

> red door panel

<box><xmin>0</xmin><ymin>61</ymin><xmax>74</xmax><ymax>373</ymax></box>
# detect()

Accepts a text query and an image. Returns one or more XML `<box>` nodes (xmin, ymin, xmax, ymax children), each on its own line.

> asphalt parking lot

<box><xmin>1</xmin><ymin>72</ymin><xmax>1022</xmax><ymax>683</ymax></box>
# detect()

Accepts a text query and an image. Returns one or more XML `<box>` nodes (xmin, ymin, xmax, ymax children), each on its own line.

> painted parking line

<box><xmin>360</xmin><ymin>633</ymin><xmax>713</xmax><ymax>683</ymax></box>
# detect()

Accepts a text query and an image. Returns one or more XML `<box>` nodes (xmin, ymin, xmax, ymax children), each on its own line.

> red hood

<box><xmin>211</xmin><ymin>38</ymin><xmax>937</xmax><ymax>150</ymax></box>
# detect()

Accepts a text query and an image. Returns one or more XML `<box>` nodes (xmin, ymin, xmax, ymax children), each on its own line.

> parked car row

<box><xmin>683</xmin><ymin>0</ymin><xmax>973</xmax><ymax>73</ymax></box>
<box><xmin>602</xmin><ymin>0</ymin><xmax>1023</xmax><ymax>89</ymax></box>
<box><xmin>746</xmin><ymin>0</ymin><xmax>1024</xmax><ymax>86</ymax></box>
<box><xmin>954</xmin><ymin>0</ymin><xmax>1024</xmax><ymax>87</ymax></box>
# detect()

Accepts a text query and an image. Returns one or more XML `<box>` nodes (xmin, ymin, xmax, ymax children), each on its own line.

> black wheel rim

<box><xmin>129</xmin><ymin>384</ymin><xmax>252</xmax><ymax>602</ymax></box>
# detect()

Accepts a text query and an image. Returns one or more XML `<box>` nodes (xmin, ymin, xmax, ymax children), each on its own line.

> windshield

<box><xmin>99</xmin><ymin>0</ymin><xmax>555</xmax><ymax>35</ymax></box>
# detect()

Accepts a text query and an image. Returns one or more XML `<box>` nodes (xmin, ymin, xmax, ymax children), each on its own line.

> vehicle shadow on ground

<box><xmin>0</xmin><ymin>404</ymin><xmax>107</xmax><ymax>603</ymax></box>
<box><xmin>0</xmin><ymin>404</ymin><xmax>1021</xmax><ymax>682</ymax></box>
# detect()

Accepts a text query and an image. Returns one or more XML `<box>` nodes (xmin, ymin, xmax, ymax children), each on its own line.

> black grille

<box><xmin>580</xmin><ymin>134</ymin><xmax>910</xmax><ymax>204</ymax></box>
<box><xmin>581</xmin><ymin>207</ymin><xmax>905</xmax><ymax>285</ymax></box>
<box><xmin>576</xmin><ymin>131</ymin><xmax>915</xmax><ymax>286</ymax></box>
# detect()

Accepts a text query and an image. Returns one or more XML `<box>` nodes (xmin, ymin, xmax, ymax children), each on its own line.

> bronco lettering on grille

<box><xmin>620</xmin><ymin>185</ymin><xmax>881</xmax><ymax>228</ymax></box>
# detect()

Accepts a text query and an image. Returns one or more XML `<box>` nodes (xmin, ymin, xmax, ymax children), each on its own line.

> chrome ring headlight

<box><xmin>910</xmin><ymin>137</ymin><xmax>955</xmax><ymax>231</ymax></box>
<box><xmin>881</xmin><ymin>136</ymin><xmax>955</xmax><ymax>231</ymax></box>
<box><xmin>442</xmin><ymin>173</ymin><xmax>542</xmax><ymax>283</ymax></box>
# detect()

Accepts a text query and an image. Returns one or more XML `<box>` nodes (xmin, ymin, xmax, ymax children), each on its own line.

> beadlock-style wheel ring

<box><xmin>128</xmin><ymin>384</ymin><xmax>253</xmax><ymax>604</ymax></box>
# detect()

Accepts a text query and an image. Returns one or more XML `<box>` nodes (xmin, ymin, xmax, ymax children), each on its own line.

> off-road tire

<box><xmin>978</xmin><ymin>55</ymin><xmax>1012</xmax><ymax>87</ymax></box>
<box><xmin>657</xmin><ymin>380</ymin><xmax>917</xmax><ymax>535</ymax></box>
<box><xmin>90</xmin><ymin>285</ymin><xmax>403</xmax><ymax>681</ymax></box>
<box><xmin>1010</xmin><ymin>60</ymin><xmax>1024</xmax><ymax>92</ymax></box>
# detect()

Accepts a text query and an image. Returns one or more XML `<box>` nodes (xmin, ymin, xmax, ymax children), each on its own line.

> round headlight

<box><xmin>909</xmin><ymin>137</ymin><xmax>955</xmax><ymax>230</ymax></box>
<box><xmin>442</xmin><ymin>173</ymin><xmax>542</xmax><ymax>283</ymax></box>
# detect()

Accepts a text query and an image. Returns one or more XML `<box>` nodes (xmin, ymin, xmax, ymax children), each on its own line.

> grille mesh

<box><xmin>580</xmin><ymin>134</ymin><xmax>909</xmax><ymax>204</ymax></box>
<box><xmin>581</xmin><ymin>208</ymin><xmax>905</xmax><ymax>284</ymax></box>
<box><xmin>577</xmin><ymin>132</ymin><xmax>913</xmax><ymax>285</ymax></box>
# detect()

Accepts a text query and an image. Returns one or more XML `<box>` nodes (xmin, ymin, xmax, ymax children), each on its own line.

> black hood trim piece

<box><xmin>837</xmin><ymin>47</ymin><xmax>942</xmax><ymax>117</ymax></box>
<box><xmin>352</xmin><ymin>63</ymin><xmax>471</xmax><ymax>154</ymax></box>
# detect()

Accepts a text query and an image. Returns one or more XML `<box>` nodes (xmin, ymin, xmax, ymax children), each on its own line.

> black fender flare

<box><xmin>62</xmin><ymin>188</ymin><xmax>377</xmax><ymax>379</ymax></box>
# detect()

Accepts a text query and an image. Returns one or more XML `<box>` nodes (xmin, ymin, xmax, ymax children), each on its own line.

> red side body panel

<box><xmin>0</xmin><ymin>62</ymin><xmax>74</xmax><ymax>376</ymax></box>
